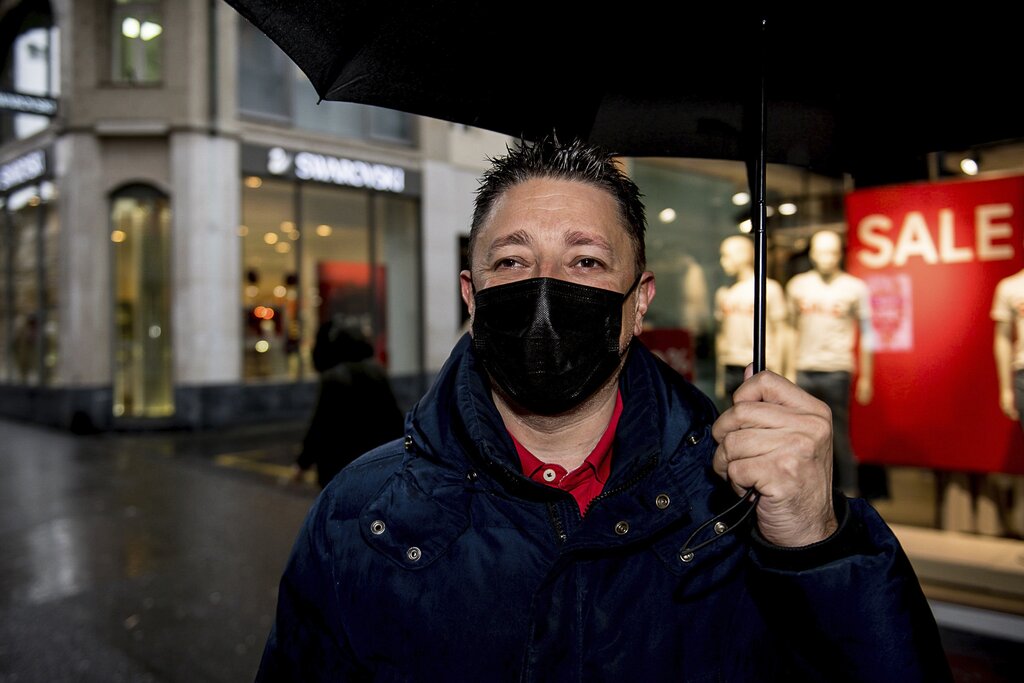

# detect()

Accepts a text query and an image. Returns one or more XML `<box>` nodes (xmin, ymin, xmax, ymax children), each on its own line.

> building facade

<box><xmin>0</xmin><ymin>0</ymin><xmax>510</xmax><ymax>430</ymax></box>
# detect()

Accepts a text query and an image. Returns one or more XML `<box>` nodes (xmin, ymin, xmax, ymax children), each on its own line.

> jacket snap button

<box><xmin>370</xmin><ymin>520</ymin><xmax>386</xmax><ymax>535</ymax></box>
<box><xmin>687</xmin><ymin>433</ymin><xmax>700</xmax><ymax>445</ymax></box>
<box><xmin>466</xmin><ymin>471</ymin><xmax>478</xmax><ymax>481</ymax></box>
<box><xmin>406</xmin><ymin>546</ymin><xmax>422</xmax><ymax>562</ymax></box>
<box><xmin>614</xmin><ymin>521</ymin><xmax>630</xmax><ymax>535</ymax></box>
<box><xmin>403</xmin><ymin>435</ymin><xmax>413</xmax><ymax>451</ymax></box>
<box><xmin>679</xmin><ymin>551</ymin><xmax>695</xmax><ymax>563</ymax></box>
<box><xmin>714</xmin><ymin>521</ymin><xmax>728</xmax><ymax>535</ymax></box>
<box><xmin>655</xmin><ymin>493</ymin><xmax>671</xmax><ymax>509</ymax></box>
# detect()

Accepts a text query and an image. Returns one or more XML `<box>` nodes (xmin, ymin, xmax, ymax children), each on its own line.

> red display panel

<box><xmin>845</xmin><ymin>174</ymin><xmax>1024</xmax><ymax>474</ymax></box>
<box><xmin>317</xmin><ymin>261</ymin><xmax>389</xmax><ymax>366</ymax></box>
<box><xmin>639</xmin><ymin>328</ymin><xmax>695</xmax><ymax>382</ymax></box>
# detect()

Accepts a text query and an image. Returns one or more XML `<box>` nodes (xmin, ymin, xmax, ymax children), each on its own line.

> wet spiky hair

<box><xmin>468</xmin><ymin>135</ymin><xmax>647</xmax><ymax>275</ymax></box>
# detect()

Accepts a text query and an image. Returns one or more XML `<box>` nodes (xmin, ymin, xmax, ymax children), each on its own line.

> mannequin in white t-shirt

<box><xmin>980</xmin><ymin>268</ymin><xmax>1024</xmax><ymax>539</ymax></box>
<box><xmin>714</xmin><ymin>235</ymin><xmax>788</xmax><ymax>404</ymax></box>
<box><xmin>992</xmin><ymin>268</ymin><xmax>1024</xmax><ymax>427</ymax></box>
<box><xmin>785</xmin><ymin>230</ymin><xmax>874</xmax><ymax>497</ymax></box>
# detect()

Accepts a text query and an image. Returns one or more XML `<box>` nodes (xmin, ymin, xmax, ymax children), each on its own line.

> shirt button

<box><xmin>542</xmin><ymin>468</ymin><xmax>557</xmax><ymax>482</ymax></box>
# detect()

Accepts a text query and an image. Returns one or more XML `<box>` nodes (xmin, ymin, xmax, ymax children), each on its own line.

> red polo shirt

<box><xmin>510</xmin><ymin>390</ymin><xmax>623</xmax><ymax>516</ymax></box>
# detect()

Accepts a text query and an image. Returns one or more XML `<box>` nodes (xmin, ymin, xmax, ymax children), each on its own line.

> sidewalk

<box><xmin>0</xmin><ymin>417</ymin><xmax>318</xmax><ymax>683</ymax></box>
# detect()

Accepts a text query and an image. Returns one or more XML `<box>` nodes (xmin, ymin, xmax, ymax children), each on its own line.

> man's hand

<box><xmin>712</xmin><ymin>365</ymin><xmax>837</xmax><ymax>547</ymax></box>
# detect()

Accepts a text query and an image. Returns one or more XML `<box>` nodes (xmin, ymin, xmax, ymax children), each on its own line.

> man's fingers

<box><xmin>730</xmin><ymin>369</ymin><xmax>831</xmax><ymax>418</ymax></box>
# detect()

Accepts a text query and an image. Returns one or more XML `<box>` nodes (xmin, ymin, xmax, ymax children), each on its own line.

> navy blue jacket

<box><xmin>256</xmin><ymin>335</ymin><xmax>952</xmax><ymax>682</ymax></box>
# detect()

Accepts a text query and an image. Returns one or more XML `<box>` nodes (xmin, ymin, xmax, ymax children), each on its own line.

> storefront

<box><xmin>239</xmin><ymin>143</ymin><xmax>424</xmax><ymax>404</ymax></box>
<box><xmin>0</xmin><ymin>146</ymin><xmax>57</xmax><ymax>389</ymax></box>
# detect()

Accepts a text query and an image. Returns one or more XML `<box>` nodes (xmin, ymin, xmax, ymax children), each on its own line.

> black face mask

<box><xmin>471</xmin><ymin>276</ymin><xmax>640</xmax><ymax>415</ymax></box>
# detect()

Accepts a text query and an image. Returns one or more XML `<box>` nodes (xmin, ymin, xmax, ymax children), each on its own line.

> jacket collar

<box><xmin>406</xmin><ymin>334</ymin><xmax>720</xmax><ymax>522</ymax></box>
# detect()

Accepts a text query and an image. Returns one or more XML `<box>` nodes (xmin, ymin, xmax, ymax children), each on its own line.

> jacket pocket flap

<box><xmin>360</xmin><ymin>473</ymin><xmax>469</xmax><ymax>570</ymax></box>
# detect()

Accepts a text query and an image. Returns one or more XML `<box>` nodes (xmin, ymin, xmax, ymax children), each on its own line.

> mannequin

<box><xmin>714</xmin><ymin>235</ymin><xmax>788</xmax><ymax>403</ymax></box>
<box><xmin>992</xmin><ymin>267</ymin><xmax>1024</xmax><ymax>429</ymax></box>
<box><xmin>985</xmin><ymin>268</ymin><xmax>1024</xmax><ymax>538</ymax></box>
<box><xmin>785</xmin><ymin>230</ymin><xmax>873</xmax><ymax>497</ymax></box>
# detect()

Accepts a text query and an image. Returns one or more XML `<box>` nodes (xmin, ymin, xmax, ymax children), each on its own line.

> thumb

<box><xmin>743</xmin><ymin>363</ymin><xmax>755</xmax><ymax>381</ymax></box>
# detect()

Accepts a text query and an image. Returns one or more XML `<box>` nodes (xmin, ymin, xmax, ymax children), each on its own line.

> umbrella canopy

<box><xmin>222</xmin><ymin>2</ymin><xmax>1024</xmax><ymax>183</ymax></box>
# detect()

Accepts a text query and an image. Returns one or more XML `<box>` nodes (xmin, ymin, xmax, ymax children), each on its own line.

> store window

<box><xmin>373</xmin><ymin>193</ymin><xmax>420</xmax><ymax>375</ymax></box>
<box><xmin>240</xmin><ymin>175</ymin><xmax>421</xmax><ymax>383</ymax></box>
<box><xmin>110</xmin><ymin>0</ymin><xmax>163</xmax><ymax>84</ymax></box>
<box><xmin>241</xmin><ymin>177</ymin><xmax>298</xmax><ymax>379</ymax></box>
<box><xmin>0</xmin><ymin>181</ymin><xmax>58</xmax><ymax>386</ymax></box>
<box><xmin>0</xmin><ymin>0</ymin><xmax>59</xmax><ymax>144</ymax></box>
<box><xmin>630</xmin><ymin>160</ymin><xmax>739</xmax><ymax>396</ymax></box>
<box><xmin>237</xmin><ymin>18</ymin><xmax>414</xmax><ymax>144</ymax></box>
<box><xmin>237</xmin><ymin>12</ymin><xmax>290</xmax><ymax>120</ymax></box>
<box><xmin>299</xmin><ymin>184</ymin><xmax>372</xmax><ymax>365</ymax></box>
<box><xmin>110</xmin><ymin>184</ymin><xmax>173</xmax><ymax>418</ymax></box>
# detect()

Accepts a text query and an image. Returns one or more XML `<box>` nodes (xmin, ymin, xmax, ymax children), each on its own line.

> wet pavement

<box><xmin>0</xmin><ymin>417</ymin><xmax>316</xmax><ymax>683</ymax></box>
<box><xmin>0</xmin><ymin>416</ymin><xmax>1021</xmax><ymax>682</ymax></box>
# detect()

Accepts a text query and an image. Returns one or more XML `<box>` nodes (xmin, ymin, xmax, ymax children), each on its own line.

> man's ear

<box><xmin>632</xmin><ymin>272</ymin><xmax>655</xmax><ymax>337</ymax></box>
<box><xmin>459</xmin><ymin>270</ymin><xmax>476</xmax><ymax>319</ymax></box>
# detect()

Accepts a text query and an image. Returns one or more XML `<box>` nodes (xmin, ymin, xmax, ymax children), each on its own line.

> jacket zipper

<box><xmin>583</xmin><ymin>451</ymin><xmax>659</xmax><ymax>515</ymax></box>
<box><xmin>546</xmin><ymin>501</ymin><xmax>568</xmax><ymax>543</ymax></box>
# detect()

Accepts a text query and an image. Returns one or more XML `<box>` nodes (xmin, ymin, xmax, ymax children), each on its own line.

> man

<box><xmin>785</xmin><ymin>229</ymin><xmax>874</xmax><ymax>497</ymax></box>
<box><xmin>256</xmin><ymin>137</ymin><xmax>951</xmax><ymax>682</ymax></box>
<box><xmin>714</xmin><ymin>234</ymin><xmax>789</xmax><ymax>403</ymax></box>
<box><xmin>292</xmin><ymin>319</ymin><xmax>405</xmax><ymax>489</ymax></box>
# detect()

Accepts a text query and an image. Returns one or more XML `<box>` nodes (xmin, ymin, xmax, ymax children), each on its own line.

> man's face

<box><xmin>460</xmin><ymin>177</ymin><xmax>654</xmax><ymax>350</ymax></box>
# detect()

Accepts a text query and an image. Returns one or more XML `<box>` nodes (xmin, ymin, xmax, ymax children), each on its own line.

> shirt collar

<box><xmin>512</xmin><ymin>389</ymin><xmax>623</xmax><ymax>485</ymax></box>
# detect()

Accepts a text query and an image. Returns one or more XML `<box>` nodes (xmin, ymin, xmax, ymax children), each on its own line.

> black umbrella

<box><xmin>222</xmin><ymin>1</ymin><xmax>1024</xmax><ymax>370</ymax></box>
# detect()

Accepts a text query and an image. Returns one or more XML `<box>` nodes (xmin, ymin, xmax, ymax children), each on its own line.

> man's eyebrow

<box><xmin>485</xmin><ymin>230</ymin><xmax>532</xmax><ymax>259</ymax></box>
<box><xmin>564</xmin><ymin>230</ymin><xmax>612</xmax><ymax>251</ymax></box>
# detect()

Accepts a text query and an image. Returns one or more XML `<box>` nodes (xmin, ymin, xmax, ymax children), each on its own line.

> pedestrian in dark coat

<box><xmin>294</xmin><ymin>320</ymin><xmax>404</xmax><ymax>489</ymax></box>
<box><xmin>259</xmin><ymin>136</ymin><xmax>952</xmax><ymax>681</ymax></box>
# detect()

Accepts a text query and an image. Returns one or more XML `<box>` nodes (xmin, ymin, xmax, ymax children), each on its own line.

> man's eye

<box><xmin>576</xmin><ymin>257</ymin><xmax>601</xmax><ymax>268</ymax></box>
<box><xmin>495</xmin><ymin>258</ymin><xmax>521</xmax><ymax>269</ymax></box>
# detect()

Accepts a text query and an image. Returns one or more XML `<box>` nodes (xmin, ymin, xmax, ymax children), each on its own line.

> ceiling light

<box><xmin>140</xmin><ymin>21</ymin><xmax>163</xmax><ymax>42</ymax></box>
<box><xmin>121</xmin><ymin>17</ymin><xmax>141</xmax><ymax>39</ymax></box>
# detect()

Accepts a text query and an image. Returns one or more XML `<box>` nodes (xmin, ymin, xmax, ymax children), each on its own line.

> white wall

<box><xmin>421</xmin><ymin>160</ymin><xmax>480</xmax><ymax>371</ymax></box>
<box><xmin>55</xmin><ymin>133</ymin><xmax>110</xmax><ymax>386</ymax></box>
<box><xmin>169</xmin><ymin>133</ymin><xmax>242</xmax><ymax>384</ymax></box>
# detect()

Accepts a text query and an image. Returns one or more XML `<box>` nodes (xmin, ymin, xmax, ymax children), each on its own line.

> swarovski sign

<box><xmin>266</xmin><ymin>146</ymin><xmax>405</xmax><ymax>193</ymax></box>
<box><xmin>0</xmin><ymin>149</ymin><xmax>46</xmax><ymax>192</ymax></box>
<box><xmin>0</xmin><ymin>91</ymin><xmax>58</xmax><ymax>116</ymax></box>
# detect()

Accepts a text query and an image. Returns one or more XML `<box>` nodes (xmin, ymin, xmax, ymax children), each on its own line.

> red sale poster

<box><xmin>638</xmin><ymin>328</ymin><xmax>695</xmax><ymax>381</ymax></box>
<box><xmin>845</xmin><ymin>174</ymin><xmax>1024</xmax><ymax>474</ymax></box>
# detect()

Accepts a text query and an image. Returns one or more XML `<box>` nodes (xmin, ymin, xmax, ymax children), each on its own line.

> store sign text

<box><xmin>855</xmin><ymin>203</ymin><xmax>1015</xmax><ymax>268</ymax></box>
<box><xmin>0</xmin><ymin>91</ymin><xmax>57</xmax><ymax>116</ymax></box>
<box><xmin>0</xmin><ymin>149</ymin><xmax>46</xmax><ymax>192</ymax></box>
<box><xmin>267</xmin><ymin>147</ymin><xmax>405</xmax><ymax>193</ymax></box>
